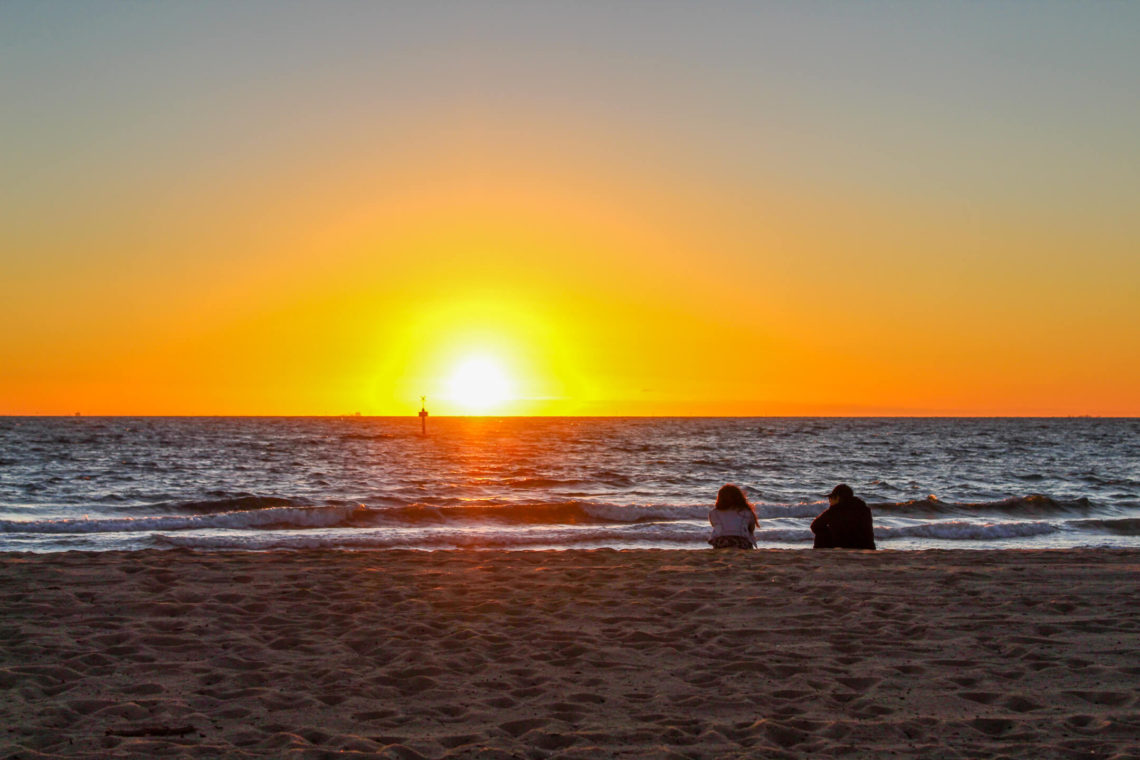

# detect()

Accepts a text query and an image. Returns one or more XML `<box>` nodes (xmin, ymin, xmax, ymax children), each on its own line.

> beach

<box><xmin>2</xmin><ymin>549</ymin><xmax>1139</xmax><ymax>759</ymax></box>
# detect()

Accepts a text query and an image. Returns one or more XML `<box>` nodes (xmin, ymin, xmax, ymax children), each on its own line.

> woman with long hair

<box><xmin>708</xmin><ymin>484</ymin><xmax>758</xmax><ymax>549</ymax></box>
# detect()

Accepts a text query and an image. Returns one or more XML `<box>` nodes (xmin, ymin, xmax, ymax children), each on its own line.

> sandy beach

<box><xmin>2</xmin><ymin>549</ymin><xmax>1138</xmax><ymax>759</ymax></box>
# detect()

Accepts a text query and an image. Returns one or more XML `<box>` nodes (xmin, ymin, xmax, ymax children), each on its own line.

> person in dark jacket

<box><xmin>811</xmin><ymin>484</ymin><xmax>876</xmax><ymax>550</ymax></box>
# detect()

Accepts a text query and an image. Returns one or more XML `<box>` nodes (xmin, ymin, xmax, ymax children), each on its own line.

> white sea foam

<box><xmin>875</xmin><ymin>521</ymin><xmax>1058</xmax><ymax>540</ymax></box>
<box><xmin>0</xmin><ymin>505</ymin><xmax>366</xmax><ymax>534</ymax></box>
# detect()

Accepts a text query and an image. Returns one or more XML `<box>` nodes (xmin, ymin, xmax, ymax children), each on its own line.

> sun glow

<box><xmin>446</xmin><ymin>356</ymin><xmax>514</xmax><ymax>413</ymax></box>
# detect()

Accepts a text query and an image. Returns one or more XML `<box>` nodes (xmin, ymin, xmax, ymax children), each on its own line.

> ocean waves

<box><xmin>164</xmin><ymin>494</ymin><xmax>308</xmax><ymax>513</ymax></box>
<box><xmin>4</xmin><ymin>495</ymin><xmax>1139</xmax><ymax>551</ymax></box>
<box><xmin>2</xmin><ymin>417</ymin><xmax>1137</xmax><ymax>552</ymax></box>
<box><xmin>1070</xmin><ymin>517</ymin><xmax>1140</xmax><ymax>536</ymax></box>
<box><xmin>870</xmin><ymin>494</ymin><xmax>1094</xmax><ymax>516</ymax></box>
<box><xmin>1</xmin><ymin>501</ymin><xmax>706</xmax><ymax>535</ymax></box>
<box><xmin>81</xmin><ymin>490</ymin><xmax>1119</xmax><ymax>524</ymax></box>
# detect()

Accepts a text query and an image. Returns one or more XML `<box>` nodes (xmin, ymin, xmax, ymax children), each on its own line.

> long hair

<box><xmin>715</xmin><ymin>484</ymin><xmax>758</xmax><ymax>525</ymax></box>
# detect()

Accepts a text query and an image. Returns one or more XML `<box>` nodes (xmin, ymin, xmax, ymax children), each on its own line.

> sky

<box><xmin>2</xmin><ymin>1</ymin><xmax>1138</xmax><ymax>416</ymax></box>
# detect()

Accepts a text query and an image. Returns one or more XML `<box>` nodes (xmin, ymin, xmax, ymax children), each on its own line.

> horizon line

<box><xmin>0</xmin><ymin>413</ymin><xmax>1131</xmax><ymax>420</ymax></box>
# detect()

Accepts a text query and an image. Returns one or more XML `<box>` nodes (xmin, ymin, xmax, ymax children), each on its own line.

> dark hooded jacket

<box><xmin>810</xmin><ymin>496</ymin><xmax>876</xmax><ymax>550</ymax></box>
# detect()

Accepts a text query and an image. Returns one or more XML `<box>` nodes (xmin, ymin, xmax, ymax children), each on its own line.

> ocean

<box><xmin>1</xmin><ymin>417</ymin><xmax>1137</xmax><ymax>553</ymax></box>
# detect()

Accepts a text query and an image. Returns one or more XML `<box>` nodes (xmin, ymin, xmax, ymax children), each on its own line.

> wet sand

<box><xmin>2</xmin><ymin>548</ymin><xmax>1139</xmax><ymax>759</ymax></box>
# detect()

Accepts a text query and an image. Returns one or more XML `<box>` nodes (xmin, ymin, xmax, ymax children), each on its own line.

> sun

<box><xmin>446</xmin><ymin>356</ymin><xmax>513</xmax><ymax>413</ymax></box>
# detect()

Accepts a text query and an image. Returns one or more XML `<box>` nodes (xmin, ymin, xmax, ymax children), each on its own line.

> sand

<box><xmin>2</xmin><ymin>549</ymin><xmax>1139</xmax><ymax>759</ymax></box>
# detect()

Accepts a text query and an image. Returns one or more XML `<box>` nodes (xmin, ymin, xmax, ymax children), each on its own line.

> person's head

<box><xmin>827</xmin><ymin>483</ymin><xmax>854</xmax><ymax>506</ymax></box>
<box><xmin>716</xmin><ymin>484</ymin><xmax>751</xmax><ymax>511</ymax></box>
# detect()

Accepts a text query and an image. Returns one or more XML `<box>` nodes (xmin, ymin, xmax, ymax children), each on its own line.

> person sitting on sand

<box><xmin>708</xmin><ymin>484</ymin><xmax>758</xmax><ymax>549</ymax></box>
<box><xmin>811</xmin><ymin>484</ymin><xmax>876</xmax><ymax>550</ymax></box>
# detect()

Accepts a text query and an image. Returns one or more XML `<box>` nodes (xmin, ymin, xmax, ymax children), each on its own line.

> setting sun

<box><xmin>446</xmin><ymin>356</ymin><xmax>514</xmax><ymax>413</ymax></box>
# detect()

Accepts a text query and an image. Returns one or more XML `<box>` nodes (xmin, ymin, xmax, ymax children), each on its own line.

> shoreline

<box><xmin>3</xmin><ymin>548</ymin><xmax>1139</xmax><ymax>758</ymax></box>
<box><xmin>6</xmin><ymin>542</ymin><xmax>1140</xmax><ymax>554</ymax></box>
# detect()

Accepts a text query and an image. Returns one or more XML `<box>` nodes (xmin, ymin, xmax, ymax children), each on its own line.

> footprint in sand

<box><xmin>432</xmin><ymin>704</ymin><xmax>467</xmax><ymax>719</ymax></box>
<box><xmin>567</xmin><ymin>691</ymin><xmax>605</xmax><ymax>704</ymax></box>
<box><xmin>554</xmin><ymin>643</ymin><xmax>590</xmax><ymax>659</ymax></box>
<box><xmin>437</xmin><ymin>733</ymin><xmax>481</xmax><ymax>749</ymax></box>
<box><xmin>482</xmin><ymin>696</ymin><xmax>516</xmax><ymax>709</ymax></box>
<box><xmin>344</xmin><ymin>636</ymin><xmax>384</xmax><ymax>656</ymax></box>
<box><xmin>1002</xmin><ymin>695</ymin><xmax>1043</xmax><ymax>713</ymax></box>
<box><xmin>65</xmin><ymin>698</ymin><xmax>117</xmax><ymax>715</ymax></box>
<box><xmin>893</xmin><ymin>664</ymin><xmax>925</xmax><ymax>675</ymax></box>
<box><xmin>762</xmin><ymin>720</ymin><xmax>812</xmax><ymax>748</ymax></box>
<box><xmin>395</xmin><ymin>676</ymin><xmax>438</xmax><ymax>695</ymax></box>
<box><xmin>498</xmin><ymin>717</ymin><xmax>550</xmax><ymax>737</ymax></box>
<box><xmin>351</xmin><ymin>709</ymin><xmax>399</xmax><ymax>722</ymax></box>
<box><xmin>669</xmin><ymin>601</ymin><xmax>706</xmax><ymax>614</ymax></box>
<box><xmin>122</xmin><ymin>682</ymin><xmax>164</xmax><ymax>696</ymax></box>
<box><xmin>1064</xmin><ymin>690</ymin><xmax>1132</xmax><ymax>707</ymax></box>
<box><xmin>91</xmin><ymin>631</ymin><xmax>133</xmax><ymax>646</ymax></box>
<box><xmin>768</xmin><ymin>664</ymin><xmax>804</xmax><ymax>678</ymax></box>
<box><xmin>369</xmin><ymin>729</ymin><xmax>410</xmax><ymax>742</ymax></box>
<box><xmin>140</xmin><ymin>633</ymin><xmax>193</xmax><ymax>649</ymax></box>
<box><xmin>930</xmin><ymin>659</ymin><xmax>976</xmax><ymax>669</ymax></box>
<box><xmin>770</xmin><ymin>688</ymin><xmax>812</xmax><ymax>701</ymax></box>
<box><xmin>734</xmin><ymin>659</ymin><xmax>775</xmax><ymax>676</ymax></box>
<box><xmin>970</xmin><ymin>717</ymin><xmax>1014</xmax><ymax>736</ymax></box>
<box><xmin>958</xmin><ymin>691</ymin><xmax>1001</xmax><ymax>705</ymax></box>
<box><xmin>1064</xmin><ymin>714</ymin><xmax>1111</xmax><ymax>732</ymax></box>
<box><xmin>260</xmin><ymin>693</ymin><xmax>318</xmax><ymax>711</ymax></box>
<box><xmin>548</xmin><ymin>706</ymin><xmax>587</xmax><ymax>723</ymax></box>
<box><xmin>93</xmin><ymin>702</ymin><xmax>150</xmax><ymax>721</ymax></box>
<box><xmin>215</xmin><ymin>705</ymin><xmax>253</xmax><ymax>720</ymax></box>
<box><xmin>770</xmin><ymin>702</ymin><xmax>808</xmax><ymax>719</ymax></box>
<box><xmin>526</xmin><ymin>730</ymin><xmax>580</xmax><ymax>751</ymax></box>
<box><xmin>376</xmin><ymin>742</ymin><xmax>429</xmax><ymax>760</ymax></box>
<box><xmin>836</xmin><ymin>677</ymin><xmax>879</xmax><ymax>691</ymax></box>
<box><xmin>623</xmin><ymin>691</ymin><xmax>655</xmax><ymax>702</ymax></box>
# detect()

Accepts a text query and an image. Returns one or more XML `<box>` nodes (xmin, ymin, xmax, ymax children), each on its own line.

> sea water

<box><xmin>1</xmin><ymin>417</ymin><xmax>1137</xmax><ymax>552</ymax></box>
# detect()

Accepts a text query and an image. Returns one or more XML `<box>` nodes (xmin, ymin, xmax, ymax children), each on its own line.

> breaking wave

<box><xmin>162</xmin><ymin>494</ymin><xmax>307</xmax><ymax>513</ymax></box>
<box><xmin>1</xmin><ymin>505</ymin><xmax>367</xmax><ymax>534</ymax></box>
<box><xmin>1069</xmin><ymin>518</ymin><xmax>1140</xmax><ymax>536</ymax></box>
<box><xmin>150</xmin><ymin>531</ymin><xmax>698</xmax><ymax>551</ymax></box>
<box><xmin>753</xmin><ymin>521</ymin><xmax>1060</xmax><ymax>543</ymax></box>
<box><xmin>145</xmin><ymin>518</ymin><xmax>1068</xmax><ymax>550</ymax></box>
<box><xmin>870</xmin><ymin>494</ymin><xmax>1093</xmax><ymax>516</ymax></box>
<box><xmin>1</xmin><ymin>501</ymin><xmax>705</xmax><ymax>535</ymax></box>
<box><xmin>875</xmin><ymin>521</ymin><xmax>1058</xmax><ymax>540</ymax></box>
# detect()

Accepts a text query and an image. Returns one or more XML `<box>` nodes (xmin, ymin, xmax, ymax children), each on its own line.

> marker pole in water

<box><xmin>419</xmin><ymin>396</ymin><xmax>428</xmax><ymax>435</ymax></box>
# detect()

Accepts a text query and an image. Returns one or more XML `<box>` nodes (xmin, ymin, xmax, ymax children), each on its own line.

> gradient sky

<box><xmin>3</xmin><ymin>2</ymin><xmax>1138</xmax><ymax>415</ymax></box>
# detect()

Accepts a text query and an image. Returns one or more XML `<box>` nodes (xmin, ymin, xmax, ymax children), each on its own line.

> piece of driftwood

<box><xmin>105</xmin><ymin>724</ymin><xmax>196</xmax><ymax>738</ymax></box>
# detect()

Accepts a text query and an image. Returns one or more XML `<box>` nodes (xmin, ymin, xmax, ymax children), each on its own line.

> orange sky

<box><xmin>2</xmin><ymin>4</ymin><xmax>1138</xmax><ymax>416</ymax></box>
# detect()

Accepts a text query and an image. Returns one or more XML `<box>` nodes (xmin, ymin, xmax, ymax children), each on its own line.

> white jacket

<box><xmin>708</xmin><ymin>509</ymin><xmax>757</xmax><ymax>546</ymax></box>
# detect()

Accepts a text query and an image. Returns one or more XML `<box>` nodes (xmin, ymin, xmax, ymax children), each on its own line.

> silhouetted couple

<box><xmin>708</xmin><ymin>483</ymin><xmax>875</xmax><ymax>550</ymax></box>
